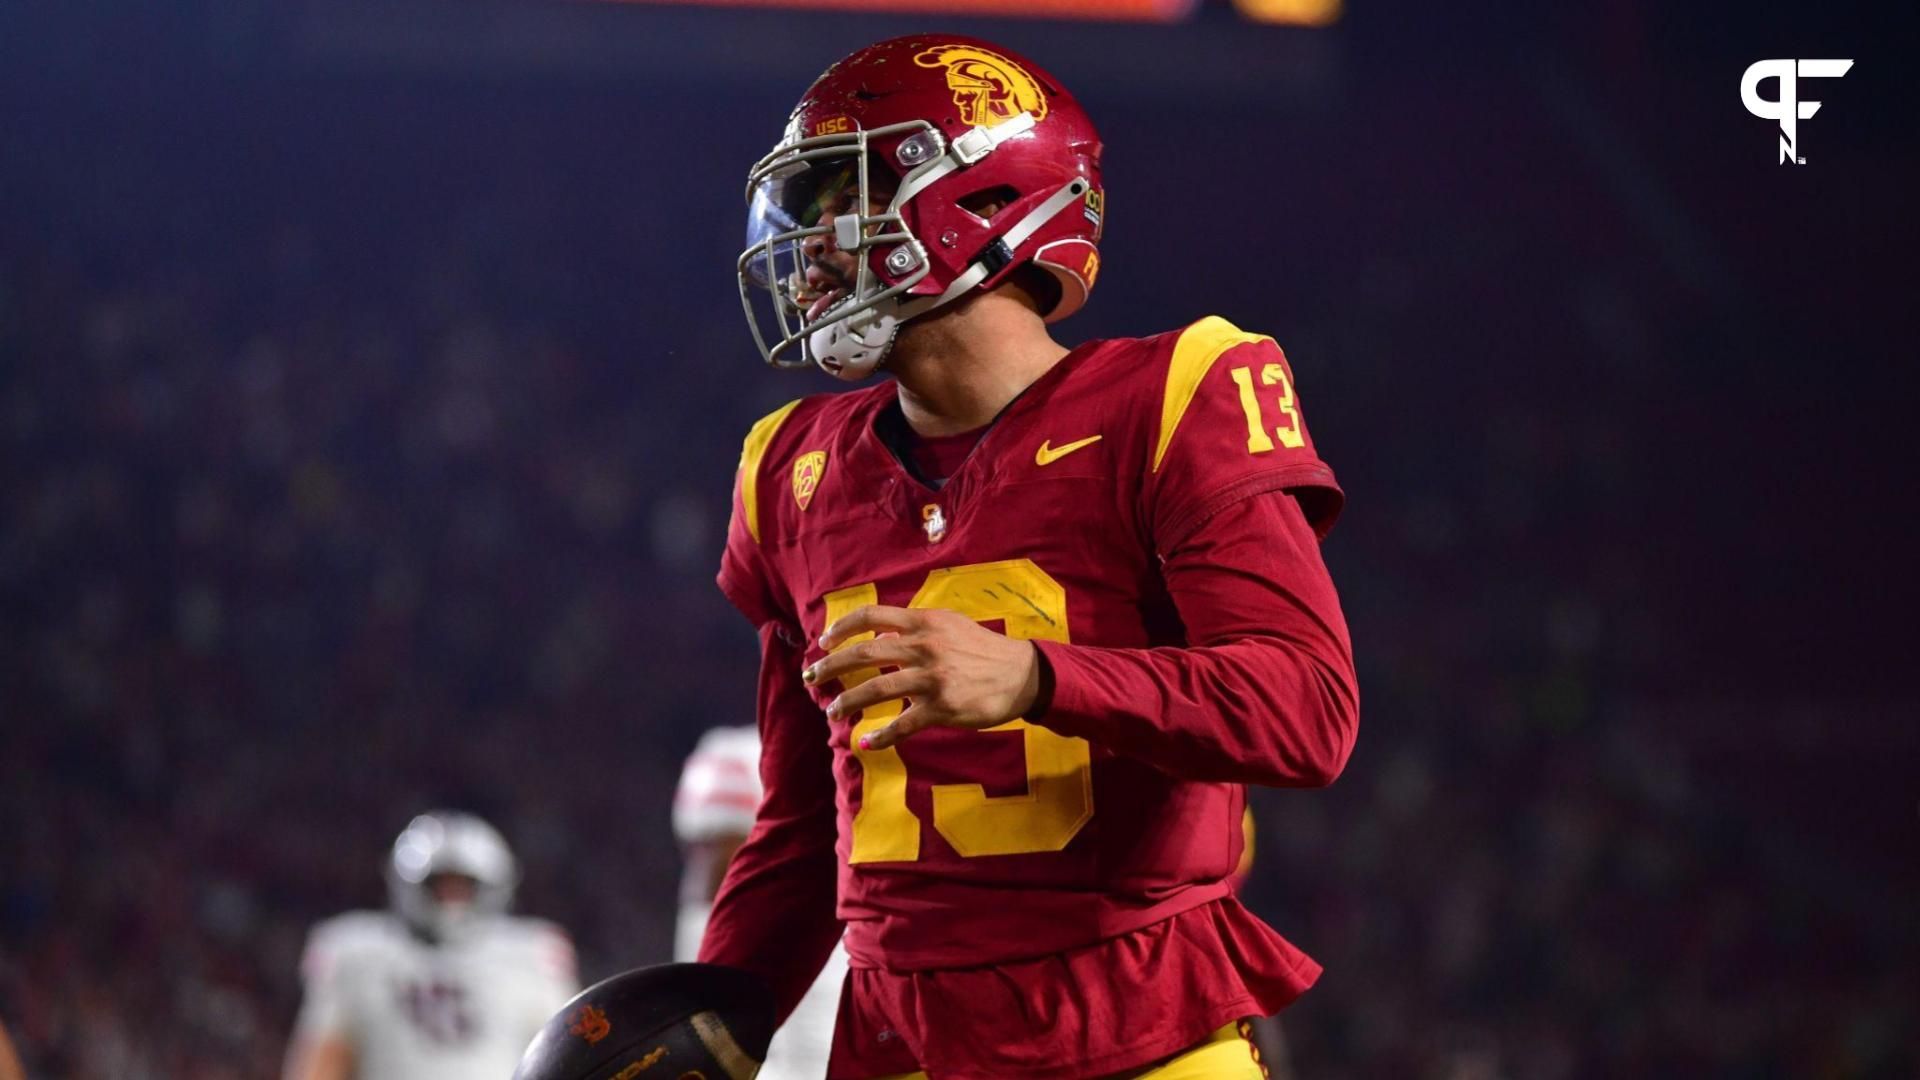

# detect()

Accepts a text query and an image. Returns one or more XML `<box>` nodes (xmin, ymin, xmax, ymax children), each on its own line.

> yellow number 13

<box><xmin>1229</xmin><ymin>362</ymin><xmax>1305</xmax><ymax>453</ymax></box>
<box><xmin>820</xmin><ymin>559</ymin><xmax>1094</xmax><ymax>863</ymax></box>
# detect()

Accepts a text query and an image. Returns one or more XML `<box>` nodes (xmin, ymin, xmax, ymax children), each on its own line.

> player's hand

<box><xmin>803</xmin><ymin>605</ymin><xmax>1043</xmax><ymax>750</ymax></box>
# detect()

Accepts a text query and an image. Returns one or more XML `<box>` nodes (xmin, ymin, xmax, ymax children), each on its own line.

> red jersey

<box><xmin>702</xmin><ymin>316</ymin><xmax>1357</xmax><ymax>1077</ymax></box>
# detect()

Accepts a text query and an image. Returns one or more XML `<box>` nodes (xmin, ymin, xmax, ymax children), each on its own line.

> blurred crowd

<box><xmin>2</xmin><ymin>19</ymin><xmax>1913</xmax><ymax>1080</ymax></box>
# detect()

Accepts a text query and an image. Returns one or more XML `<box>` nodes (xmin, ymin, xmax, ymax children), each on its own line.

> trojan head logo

<box><xmin>792</xmin><ymin>450</ymin><xmax>826</xmax><ymax>511</ymax></box>
<box><xmin>568</xmin><ymin>1003</ymin><xmax>612</xmax><ymax>1045</ymax></box>
<box><xmin>914</xmin><ymin>45</ymin><xmax>1047</xmax><ymax>128</ymax></box>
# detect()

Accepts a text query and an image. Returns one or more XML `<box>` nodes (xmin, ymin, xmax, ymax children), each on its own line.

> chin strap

<box><xmin>1005</xmin><ymin>177</ymin><xmax>1093</xmax><ymax>250</ymax></box>
<box><xmin>808</xmin><ymin>299</ymin><xmax>901</xmax><ymax>379</ymax></box>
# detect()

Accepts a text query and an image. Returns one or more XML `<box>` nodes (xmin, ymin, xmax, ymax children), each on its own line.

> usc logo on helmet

<box><xmin>913</xmin><ymin>45</ymin><xmax>1048</xmax><ymax>128</ymax></box>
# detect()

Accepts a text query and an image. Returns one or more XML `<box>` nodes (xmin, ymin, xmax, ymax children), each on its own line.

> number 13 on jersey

<box><xmin>820</xmin><ymin>559</ymin><xmax>1094</xmax><ymax>863</ymax></box>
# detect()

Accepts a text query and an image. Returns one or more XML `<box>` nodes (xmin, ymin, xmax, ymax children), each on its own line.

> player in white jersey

<box><xmin>283</xmin><ymin>811</ymin><xmax>579</xmax><ymax>1080</ymax></box>
<box><xmin>675</xmin><ymin>726</ymin><xmax>845</xmax><ymax>1080</ymax></box>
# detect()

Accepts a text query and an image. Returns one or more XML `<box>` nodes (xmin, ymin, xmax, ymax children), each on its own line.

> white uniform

<box><xmin>293</xmin><ymin>911</ymin><xmax>578</xmax><ymax>1080</ymax></box>
<box><xmin>676</xmin><ymin>725</ymin><xmax>845</xmax><ymax>1080</ymax></box>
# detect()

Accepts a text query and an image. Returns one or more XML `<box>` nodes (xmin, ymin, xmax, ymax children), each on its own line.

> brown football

<box><xmin>513</xmin><ymin>963</ymin><xmax>776</xmax><ymax>1080</ymax></box>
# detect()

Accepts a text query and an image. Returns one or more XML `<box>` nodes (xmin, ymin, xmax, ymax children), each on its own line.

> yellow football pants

<box><xmin>869</xmin><ymin>1021</ymin><xmax>1265</xmax><ymax>1080</ymax></box>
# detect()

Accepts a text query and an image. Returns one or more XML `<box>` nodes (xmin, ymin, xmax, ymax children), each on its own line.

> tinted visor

<box><xmin>744</xmin><ymin>154</ymin><xmax>863</xmax><ymax>284</ymax></box>
<box><xmin>737</xmin><ymin>138</ymin><xmax>920</xmax><ymax>369</ymax></box>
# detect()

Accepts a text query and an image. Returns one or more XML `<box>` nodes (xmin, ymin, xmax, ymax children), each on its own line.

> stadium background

<box><xmin>1</xmin><ymin>0</ymin><xmax>1914</xmax><ymax>1075</ymax></box>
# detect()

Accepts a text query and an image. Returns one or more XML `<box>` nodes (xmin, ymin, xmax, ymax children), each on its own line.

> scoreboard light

<box><xmin>1232</xmin><ymin>0</ymin><xmax>1340</xmax><ymax>26</ymax></box>
<box><xmin>595</xmin><ymin>0</ymin><xmax>1198</xmax><ymax>21</ymax></box>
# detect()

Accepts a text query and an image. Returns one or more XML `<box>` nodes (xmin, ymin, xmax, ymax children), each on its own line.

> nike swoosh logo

<box><xmin>1035</xmin><ymin>435</ymin><xmax>1103</xmax><ymax>466</ymax></box>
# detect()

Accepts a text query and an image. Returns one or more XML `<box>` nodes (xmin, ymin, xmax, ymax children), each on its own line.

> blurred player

<box><xmin>282</xmin><ymin>811</ymin><xmax>578</xmax><ymax>1080</ymax></box>
<box><xmin>0</xmin><ymin>1017</ymin><xmax>24</xmax><ymax>1080</ymax></box>
<box><xmin>712</xmin><ymin>33</ymin><xmax>1358</xmax><ymax>1079</ymax></box>
<box><xmin>675</xmin><ymin>725</ymin><xmax>847</xmax><ymax>1078</ymax></box>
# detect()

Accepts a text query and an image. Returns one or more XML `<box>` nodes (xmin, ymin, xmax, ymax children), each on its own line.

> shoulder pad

<box><xmin>1154</xmin><ymin>315</ymin><xmax>1274</xmax><ymax>473</ymax></box>
<box><xmin>493</xmin><ymin>916</ymin><xmax>578</xmax><ymax>979</ymax></box>
<box><xmin>309</xmin><ymin>910</ymin><xmax>400</xmax><ymax>950</ymax></box>
<box><xmin>737</xmin><ymin>399</ymin><xmax>804</xmax><ymax>544</ymax></box>
<box><xmin>302</xmin><ymin>911</ymin><xmax>402</xmax><ymax>981</ymax></box>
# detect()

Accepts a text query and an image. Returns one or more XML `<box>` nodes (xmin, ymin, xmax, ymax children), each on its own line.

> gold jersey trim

<box><xmin>738</xmin><ymin>399</ymin><xmax>803</xmax><ymax>543</ymax></box>
<box><xmin>1154</xmin><ymin>316</ymin><xmax>1274</xmax><ymax>473</ymax></box>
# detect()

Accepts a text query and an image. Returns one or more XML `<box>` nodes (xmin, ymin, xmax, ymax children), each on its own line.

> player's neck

<box><xmin>886</xmin><ymin>290</ymin><xmax>1069</xmax><ymax>437</ymax></box>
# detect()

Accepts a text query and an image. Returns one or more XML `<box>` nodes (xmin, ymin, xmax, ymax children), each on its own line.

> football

<box><xmin>512</xmin><ymin>963</ymin><xmax>777</xmax><ymax>1080</ymax></box>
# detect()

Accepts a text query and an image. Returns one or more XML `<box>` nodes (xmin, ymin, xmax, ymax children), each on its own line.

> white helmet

<box><xmin>386</xmin><ymin>810</ymin><xmax>519</xmax><ymax>942</ymax></box>
<box><xmin>672</xmin><ymin>727</ymin><xmax>764</xmax><ymax>844</ymax></box>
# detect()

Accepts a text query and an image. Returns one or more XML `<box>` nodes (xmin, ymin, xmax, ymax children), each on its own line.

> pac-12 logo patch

<box><xmin>914</xmin><ymin>45</ymin><xmax>1048</xmax><ymax>128</ymax></box>
<box><xmin>792</xmin><ymin>450</ymin><xmax>826</xmax><ymax>511</ymax></box>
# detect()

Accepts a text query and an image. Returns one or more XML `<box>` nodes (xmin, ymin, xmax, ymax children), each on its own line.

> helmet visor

<box><xmin>743</xmin><ymin>154</ymin><xmax>862</xmax><ymax>269</ymax></box>
<box><xmin>740</xmin><ymin>149</ymin><xmax>909</xmax><ymax>368</ymax></box>
<box><xmin>737</xmin><ymin>126</ymin><xmax>936</xmax><ymax>370</ymax></box>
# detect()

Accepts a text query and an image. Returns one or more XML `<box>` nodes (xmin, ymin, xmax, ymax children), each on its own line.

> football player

<box><xmin>675</xmin><ymin>725</ymin><xmax>848</xmax><ymax>1078</ymax></box>
<box><xmin>282</xmin><ymin>811</ymin><xmax>579</xmax><ymax>1080</ymax></box>
<box><xmin>714</xmin><ymin>33</ymin><xmax>1357</xmax><ymax>1079</ymax></box>
<box><xmin>0</xmin><ymin>1017</ymin><xmax>24</xmax><ymax>1080</ymax></box>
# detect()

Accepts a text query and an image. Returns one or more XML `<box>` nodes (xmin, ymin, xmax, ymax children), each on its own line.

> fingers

<box><xmin>827</xmin><ymin>669</ymin><xmax>928</xmax><ymax>721</ymax></box>
<box><xmin>818</xmin><ymin>604</ymin><xmax>919</xmax><ymax>652</ymax></box>
<box><xmin>858</xmin><ymin>704</ymin><xmax>930</xmax><ymax>752</ymax></box>
<box><xmin>803</xmin><ymin>635</ymin><xmax>922</xmax><ymax>687</ymax></box>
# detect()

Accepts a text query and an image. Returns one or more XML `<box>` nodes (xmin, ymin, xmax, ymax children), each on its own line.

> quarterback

<box><xmin>706</xmin><ymin>33</ymin><xmax>1357</xmax><ymax>1079</ymax></box>
<box><xmin>282</xmin><ymin>812</ymin><xmax>579</xmax><ymax>1080</ymax></box>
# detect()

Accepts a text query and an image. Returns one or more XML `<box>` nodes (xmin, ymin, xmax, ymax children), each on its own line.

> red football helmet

<box><xmin>738</xmin><ymin>34</ymin><xmax>1106</xmax><ymax>379</ymax></box>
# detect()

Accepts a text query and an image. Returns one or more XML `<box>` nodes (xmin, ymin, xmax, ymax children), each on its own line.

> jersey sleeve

<box><xmin>291</xmin><ymin>917</ymin><xmax>363</xmax><ymax>1042</ymax></box>
<box><xmin>696</xmin><ymin>621</ymin><xmax>843</xmax><ymax>1023</ymax></box>
<box><xmin>717</xmin><ymin>400</ymin><xmax>804</xmax><ymax>631</ymax></box>
<box><xmin>1142</xmin><ymin>317</ymin><xmax>1343</xmax><ymax>553</ymax></box>
<box><xmin>1032</xmin><ymin>485</ymin><xmax>1358</xmax><ymax>786</ymax></box>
